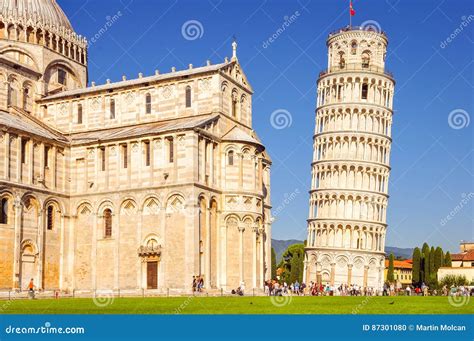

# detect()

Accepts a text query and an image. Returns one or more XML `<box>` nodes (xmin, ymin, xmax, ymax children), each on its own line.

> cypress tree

<box><xmin>444</xmin><ymin>252</ymin><xmax>452</xmax><ymax>267</ymax></box>
<box><xmin>429</xmin><ymin>246</ymin><xmax>436</xmax><ymax>285</ymax></box>
<box><xmin>271</xmin><ymin>247</ymin><xmax>277</xmax><ymax>280</ymax></box>
<box><xmin>423</xmin><ymin>245</ymin><xmax>430</xmax><ymax>284</ymax></box>
<box><xmin>387</xmin><ymin>253</ymin><xmax>395</xmax><ymax>283</ymax></box>
<box><xmin>434</xmin><ymin>247</ymin><xmax>443</xmax><ymax>272</ymax></box>
<box><xmin>412</xmin><ymin>247</ymin><xmax>421</xmax><ymax>284</ymax></box>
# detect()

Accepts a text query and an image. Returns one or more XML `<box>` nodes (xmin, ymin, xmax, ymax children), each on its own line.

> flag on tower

<box><xmin>350</xmin><ymin>1</ymin><xmax>356</xmax><ymax>16</ymax></box>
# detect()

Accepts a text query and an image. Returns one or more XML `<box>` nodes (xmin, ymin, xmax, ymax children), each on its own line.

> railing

<box><xmin>319</xmin><ymin>63</ymin><xmax>393</xmax><ymax>78</ymax></box>
<box><xmin>328</xmin><ymin>26</ymin><xmax>387</xmax><ymax>38</ymax></box>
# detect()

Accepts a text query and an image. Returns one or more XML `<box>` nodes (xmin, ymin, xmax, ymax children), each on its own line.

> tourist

<box><xmin>405</xmin><ymin>285</ymin><xmax>411</xmax><ymax>296</ymax></box>
<box><xmin>27</xmin><ymin>278</ymin><xmax>36</xmax><ymax>299</ymax></box>
<box><xmin>192</xmin><ymin>276</ymin><xmax>196</xmax><ymax>293</ymax></box>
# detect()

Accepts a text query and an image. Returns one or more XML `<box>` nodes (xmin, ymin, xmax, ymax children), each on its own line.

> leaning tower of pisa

<box><xmin>303</xmin><ymin>26</ymin><xmax>395</xmax><ymax>290</ymax></box>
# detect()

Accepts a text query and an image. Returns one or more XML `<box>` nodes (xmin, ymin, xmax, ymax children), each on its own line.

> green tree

<box><xmin>279</xmin><ymin>243</ymin><xmax>305</xmax><ymax>284</ymax></box>
<box><xmin>387</xmin><ymin>253</ymin><xmax>395</xmax><ymax>283</ymax></box>
<box><xmin>271</xmin><ymin>247</ymin><xmax>277</xmax><ymax>280</ymax></box>
<box><xmin>412</xmin><ymin>247</ymin><xmax>421</xmax><ymax>284</ymax></box>
<box><xmin>440</xmin><ymin>275</ymin><xmax>468</xmax><ymax>287</ymax></box>
<box><xmin>444</xmin><ymin>252</ymin><xmax>452</xmax><ymax>267</ymax></box>
<box><xmin>434</xmin><ymin>247</ymin><xmax>443</xmax><ymax>274</ymax></box>
<box><xmin>423</xmin><ymin>244</ymin><xmax>431</xmax><ymax>284</ymax></box>
<box><xmin>429</xmin><ymin>246</ymin><xmax>436</xmax><ymax>284</ymax></box>
<box><xmin>289</xmin><ymin>252</ymin><xmax>302</xmax><ymax>283</ymax></box>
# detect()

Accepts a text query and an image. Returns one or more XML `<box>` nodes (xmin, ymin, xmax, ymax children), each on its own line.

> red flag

<box><xmin>350</xmin><ymin>1</ymin><xmax>356</xmax><ymax>16</ymax></box>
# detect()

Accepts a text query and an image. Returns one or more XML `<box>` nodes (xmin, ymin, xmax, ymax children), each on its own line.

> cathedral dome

<box><xmin>0</xmin><ymin>0</ymin><xmax>73</xmax><ymax>32</ymax></box>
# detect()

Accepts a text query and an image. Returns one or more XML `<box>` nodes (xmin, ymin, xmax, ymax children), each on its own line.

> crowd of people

<box><xmin>264</xmin><ymin>280</ymin><xmax>474</xmax><ymax>297</ymax></box>
<box><xmin>264</xmin><ymin>280</ymin><xmax>379</xmax><ymax>296</ymax></box>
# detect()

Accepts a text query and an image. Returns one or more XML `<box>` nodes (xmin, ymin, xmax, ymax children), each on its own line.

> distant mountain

<box><xmin>271</xmin><ymin>239</ymin><xmax>413</xmax><ymax>262</ymax></box>
<box><xmin>272</xmin><ymin>239</ymin><xmax>304</xmax><ymax>262</ymax></box>
<box><xmin>385</xmin><ymin>246</ymin><xmax>414</xmax><ymax>259</ymax></box>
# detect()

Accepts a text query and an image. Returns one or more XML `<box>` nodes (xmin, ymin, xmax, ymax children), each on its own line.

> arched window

<box><xmin>231</xmin><ymin>98</ymin><xmax>237</xmax><ymax>118</ymax></box>
<box><xmin>77</xmin><ymin>103</ymin><xmax>83</xmax><ymax>124</ymax></box>
<box><xmin>350</xmin><ymin>41</ymin><xmax>357</xmax><ymax>55</ymax></box>
<box><xmin>145</xmin><ymin>93</ymin><xmax>152</xmax><ymax>114</ymax></box>
<box><xmin>110</xmin><ymin>98</ymin><xmax>116</xmax><ymax>119</ymax></box>
<box><xmin>104</xmin><ymin>209</ymin><xmax>112</xmax><ymax>237</ymax></box>
<box><xmin>185</xmin><ymin>86</ymin><xmax>192</xmax><ymax>108</ymax></box>
<box><xmin>228</xmin><ymin>150</ymin><xmax>234</xmax><ymax>166</ymax></box>
<box><xmin>22</xmin><ymin>87</ymin><xmax>30</xmax><ymax>111</ymax></box>
<box><xmin>57</xmin><ymin>68</ymin><xmax>67</xmax><ymax>86</ymax></box>
<box><xmin>361</xmin><ymin>83</ymin><xmax>368</xmax><ymax>100</ymax></box>
<box><xmin>338</xmin><ymin>52</ymin><xmax>345</xmax><ymax>69</ymax></box>
<box><xmin>47</xmin><ymin>205</ymin><xmax>54</xmax><ymax>230</ymax></box>
<box><xmin>362</xmin><ymin>51</ymin><xmax>370</xmax><ymax>68</ymax></box>
<box><xmin>167</xmin><ymin>137</ymin><xmax>174</xmax><ymax>163</ymax></box>
<box><xmin>7</xmin><ymin>83</ymin><xmax>17</xmax><ymax>107</ymax></box>
<box><xmin>0</xmin><ymin>198</ymin><xmax>8</xmax><ymax>224</ymax></box>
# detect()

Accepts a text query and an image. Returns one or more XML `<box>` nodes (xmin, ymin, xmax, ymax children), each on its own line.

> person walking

<box><xmin>27</xmin><ymin>278</ymin><xmax>36</xmax><ymax>299</ymax></box>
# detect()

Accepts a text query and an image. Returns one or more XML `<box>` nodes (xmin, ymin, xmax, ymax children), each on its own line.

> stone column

<box><xmin>59</xmin><ymin>213</ymin><xmax>66</xmax><ymax>291</ymax></box>
<box><xmin>36</xmin><ymin>209</ymin><xmax>44</xmax><ymax>289</ymax></box>
<box><xmin>363</xmin><ymin>265</ymin><xmax>369</xmax><ymax>288</ymax></box>
<box><xmin>259</xmin><ymin>228</ymin><xmax>265</xmax><ymax>287</ymax></box>
<box><xmin>3</xmin><ymin>132</ymin><xmax>9</xmax><ymax>180</ymax></box>
<box><xmin>303</xmin><ymin>260</ymin><xmax>309</xmax><ymax>284</ymax></box>
<box><xmin>330</xmin><ymin>262</ymin><xmax>336</xmax><ymax>286</ymax></box>
<box><xmin>204</xmin><ymin>206</ymin><xmax>211</xmax><ymax>288</ymax></box>
<box><xmin>251</xmin><ymin>226</ymin><xmax>257</xmax><ymax>289</ymax></box>
<box><xmin>12</xmin><ymin>197</ymin><xmax>22</xmax><ymax>289</ymax></box>
<box><xmin>28</xmin><ymin>139</ymin><xmax>34</xmax><ymax>185</ymax></box>
<box><xmin>238</xmin><ymin>224</ymin><xmax>245</xmax><ymax>283</ymax></box>
<box><xmin>347</xmin><ymin>264</ymin><xmax>353</xmax><ymax>285</ymax></box>
<box><xmin>220</xmin><ymin>224</ymin><xmax>227</xmax><ymax>289</ymax></box>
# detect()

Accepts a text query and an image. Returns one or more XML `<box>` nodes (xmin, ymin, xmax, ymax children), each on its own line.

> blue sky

<box><xmin>60</xmin><ymin>0</ymin><xmax>473</xmax><ymax>253</ymax></box>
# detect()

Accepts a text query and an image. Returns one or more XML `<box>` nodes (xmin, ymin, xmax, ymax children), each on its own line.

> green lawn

<box><xmin>1</xmin><ymin>296</ymin><xmax>472</xmax><ymax>314</ymax></box>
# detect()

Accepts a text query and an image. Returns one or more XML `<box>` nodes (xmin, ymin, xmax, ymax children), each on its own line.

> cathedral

<box><xmin>0</xmin><ymin>0</ymin><xmax>272</xmax><ymax>293</ymax></box>
<box><xmin>303</xmin><ymin>26</ymin><xmax>395</xmax><ymax>290</ymax></box>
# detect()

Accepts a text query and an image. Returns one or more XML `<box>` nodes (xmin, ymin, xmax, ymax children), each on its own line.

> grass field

<box><xmin>1</xmin><ymin>296</ymin><xmax>472</xmax><ymax>314</ymax></box>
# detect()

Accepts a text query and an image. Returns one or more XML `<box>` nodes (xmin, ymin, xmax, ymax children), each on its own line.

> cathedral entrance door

<box><xmin>147</xmin><ymin>262</ymin><xmax>158</xmax><ymax>289</ymax></box>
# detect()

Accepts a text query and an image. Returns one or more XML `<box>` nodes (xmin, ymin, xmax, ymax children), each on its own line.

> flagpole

<box><xmin>349</xmin><ymin>1</ymin><xmax>352</xmax><ymax>28</ymax></box>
